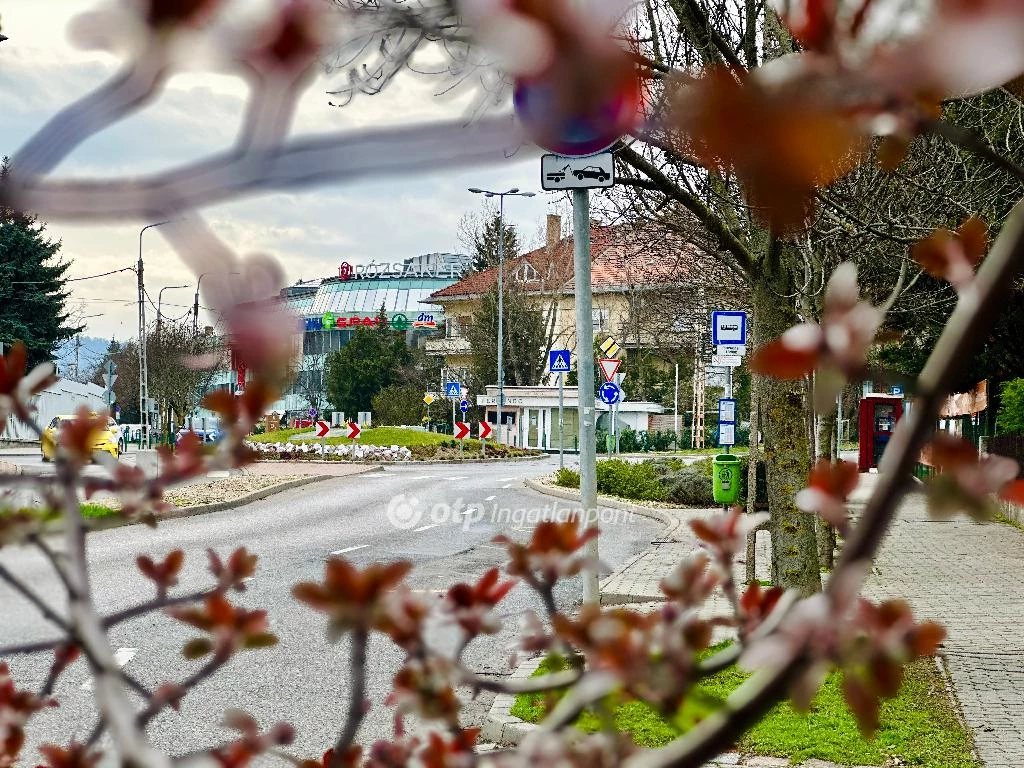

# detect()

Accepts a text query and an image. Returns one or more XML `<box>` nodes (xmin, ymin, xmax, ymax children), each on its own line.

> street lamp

<box><xmin>468</xmin><ymin>187</ymin><xmax>535</xmax><ymax>443</ymax></box>
<box><xmin>194</xmin><ymin>271</ymin><xmax>238</xmax><ymax>333</ymax></box>
<box><xmin>157</xmin><ymin>285</ymin><xmax>188</xmax><ymax>334</ymax></box>
<box><xmin>138</xmin><ymin>221</ymin><xmax>170</xmax><ymax>450</ymax></box>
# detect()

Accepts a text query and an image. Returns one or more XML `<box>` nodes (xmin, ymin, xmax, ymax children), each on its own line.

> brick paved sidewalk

<box><xmin>597</xmin><ymin>473</ymin><xmax>1024</xmax><ymax>767</ymax></box>
<box><xmin>856</xmin><ymin>473</ymin><xmax>1024</xmax><ymax>768</ymax></box>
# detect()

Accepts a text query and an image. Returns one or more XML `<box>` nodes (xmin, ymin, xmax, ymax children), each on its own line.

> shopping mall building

<box><xmin>264</xmin><ymin>252</ymin><xmax>470</xmax><ymax>414</ymax></box>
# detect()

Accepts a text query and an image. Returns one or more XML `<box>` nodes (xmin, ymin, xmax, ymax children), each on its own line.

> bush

<box><xmin>595</xmin><ymin>460</ymin><xmax>667</xmax><ymax>502</ymax></box>
<box><xmin>554</xmin><ymin>467</ymin><xmax>580</xmax><ymax>488</ymax></box>
<box><xmin>998</xmin><ymin>378</ymin><xmax>1024</xmax><ymax>434</ymax></box>
<box><xmin>619</xmin><ymin>428</ymin><xmax>640</xmax><ymax>453</ymax></box>
<box><xmin>371</xmin><ymin>384</ymin><xmax>426</xmax><ymax>426</ymax></box>
<box><xmin>665</xmin><ymin>469</ymin><xmax>715</xmax><ymax>507</ymax></box>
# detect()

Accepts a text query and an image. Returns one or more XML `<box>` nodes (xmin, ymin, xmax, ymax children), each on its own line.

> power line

<box><xmin>10</xmin><ymin>266</ymin><xmax>136</xmax><ymax>286</ymax></box>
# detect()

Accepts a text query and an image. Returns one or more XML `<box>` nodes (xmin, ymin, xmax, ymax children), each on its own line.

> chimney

<box><xmin>546</xmin><ymin>214</ymin><xmax>562</xmax><ymax>252</ymax></box>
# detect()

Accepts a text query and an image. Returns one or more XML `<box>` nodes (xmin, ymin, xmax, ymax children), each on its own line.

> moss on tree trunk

<box><xmin>753</xmin><ymin>270</ymin><xmax>821</xmax><ymax>596</ymax></box>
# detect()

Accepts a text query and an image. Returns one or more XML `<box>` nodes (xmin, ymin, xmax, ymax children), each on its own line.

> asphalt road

<box><xmin>1</xmin><ymin>456</ymin><xmax>661</xmax><ymax>762</ymax></box>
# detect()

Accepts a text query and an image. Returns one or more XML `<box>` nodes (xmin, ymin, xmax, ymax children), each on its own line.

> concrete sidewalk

<box><xmin>596</xmin><ymin>473</ymin><xmax>1023</xmax><ymax>767</ymax></box>
<box><xmin>856</xmin><ymin>473</ymin><xmax>1024</xmax><ymax>768</ymax></box>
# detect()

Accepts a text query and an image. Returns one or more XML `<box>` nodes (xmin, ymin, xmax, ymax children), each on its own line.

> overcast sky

<box><xmin>0</xmin><ymin>0</ymin><xmax>567</xmax><ymax>340</ymax></box>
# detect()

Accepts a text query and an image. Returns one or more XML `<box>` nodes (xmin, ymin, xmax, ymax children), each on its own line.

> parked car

<box><xmin>175</xmin><ymin>428</ymin><xmax>223</xmax><ymax>445</ymax></box>
<box><xmin>41</xmin><ymin>414</ymin><xmax>121</xmax><ymax>462</ymax></box>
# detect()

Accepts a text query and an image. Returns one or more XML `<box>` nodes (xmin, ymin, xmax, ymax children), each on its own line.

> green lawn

<box><xmin>511</xmin><ymin>649</ymin><xmax>978</xmax><ymax>768</ymax></box>
<box><xmin>0</xmin><ymin>503</ymin><xmax>117</xmax><ymax>522</ymax></box>
<box><xmin>248</xmin><ymin>428</ymin><xmax>313</xmax><ymax>444</ymax></box>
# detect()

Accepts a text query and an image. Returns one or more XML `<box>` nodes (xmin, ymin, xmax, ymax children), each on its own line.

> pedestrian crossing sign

<box><xmin>600</xmin><ymin>336</ymin><xmax>621</xmax><ymax>358</ymax></box>
<box><xmin>445</xmin><ymin>382</ymin><xmax>461</xmax><ymax>398</ymax></box>
<box><xmin>548</xmin><ymin>349</ymin><xmax>572</xmax><ymax>373</ymax></box>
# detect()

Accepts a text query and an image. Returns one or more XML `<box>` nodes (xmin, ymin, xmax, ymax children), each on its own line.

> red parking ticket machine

<box><xmin>858</xmin><ymin>395</ymin><xmax>904</xmax><ymax>472</ymax></box>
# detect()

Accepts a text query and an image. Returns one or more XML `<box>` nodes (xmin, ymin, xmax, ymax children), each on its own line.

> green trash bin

<box><xmin>712</xmin><ymin>454</ymin><xmax>742</xmax><ymax>505</ymax></box>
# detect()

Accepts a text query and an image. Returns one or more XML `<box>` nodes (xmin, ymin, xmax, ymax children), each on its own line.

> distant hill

<box><xmin>54</xmin><ymin>335</ymin><xmax>114</xmax><ymax>380</ymax></box>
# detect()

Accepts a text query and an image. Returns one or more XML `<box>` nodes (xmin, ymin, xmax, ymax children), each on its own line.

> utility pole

<box><xmin>572</xmin><ymin>187</ymin><xmax>600</xmax><ymax>605</ymax></box>
<box><xmin>138</xmin><ymin>221</ymin><xmax>169</xmax><ymax>449</ymax></box>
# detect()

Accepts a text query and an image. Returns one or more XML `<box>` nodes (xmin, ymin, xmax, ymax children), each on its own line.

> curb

<box><xmin>251</xmin><ymin>455</ymin><xmax>546</xmax><ymax>466</ymax></box>
<box><xmin>159</xmin><ymin>474</ymin><xmax>337</xmax><ymax>520</ymax></box>
<box><xmin>43</xmin><ymin>469</ymin><xmax>378</xmax><ymax>535</ymax></box>
<box><xmin>522</xmin><ymin>477</ymin><xmax>689</xmax><ymax>540</ymax></box>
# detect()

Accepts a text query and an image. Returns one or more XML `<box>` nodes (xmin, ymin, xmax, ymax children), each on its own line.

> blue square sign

<box><xmin>712</xmin><ymin>311</ymin><xmax>747</xmax><ymax>346</ymax></box>
<box><xmin>548</xmin><ymin>349</ymin><xmax>572</xmax><ymax>373</ymax></box>
<box><xmin>444</xmin><ymin>382</ymin><xmax>461</xmax><ymax>398</ymax></box>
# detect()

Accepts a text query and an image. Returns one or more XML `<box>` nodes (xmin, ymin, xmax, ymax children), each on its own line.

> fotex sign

<box><xmin>304</xmin><ymin>311</ymin><xmax>439</xmax><ymax>331</ymax></box>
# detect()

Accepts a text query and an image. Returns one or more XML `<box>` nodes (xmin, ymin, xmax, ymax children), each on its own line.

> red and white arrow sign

<box><xmin>346</xmin><ymin>421</ymin><xmax>361</xmax><ymax>440</ymax></box>
<box><xmin>599</xmin><ymin>358</ymin><xmax>621</xmax><ymax>382</ymax></box>
<box><xmin>454</xmin><ymin>422</ymin><xmax>470</xmax><ymax>440</ymax></box>
<box><xmin>478</xmin><ymin>421</ymin><xmax>492</xmax><ymax>440</ymax></box>
<box><xmin>315</xmin><ymin>420</ymin><xmax>330</xmax><ymax>438</ymax></box>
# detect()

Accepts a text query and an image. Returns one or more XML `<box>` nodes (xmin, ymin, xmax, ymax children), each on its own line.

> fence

<box><xmin>983</xmin><ymin>433</ymin><xmax>1024</xmax><ymax>478</ymax></box>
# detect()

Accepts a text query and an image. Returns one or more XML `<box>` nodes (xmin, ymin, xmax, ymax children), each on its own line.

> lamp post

<box><xmin>194</xmin><ymin>271</ymin><xmax>238</xmax><ymax>334</ymax></box>
<box><xmin>138</xmin><ymin>221</ymin><xmax>170</xmax><ymax>450</ymax></box>
<box><xmin>157</xmin><ymin>285</ymin><xmax>188</xmax><ymax>335</ymax></box>
<box><xmin>468</xmin><ymin>187</ymin><xmax>535</xmax><ymax>443</ymax></box>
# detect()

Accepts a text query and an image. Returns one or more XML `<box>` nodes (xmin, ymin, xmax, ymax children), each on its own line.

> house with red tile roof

<box><xmin>424</xmin><ymin>214</ymin><xmax>746</xmax><ymax>380</ymax></box>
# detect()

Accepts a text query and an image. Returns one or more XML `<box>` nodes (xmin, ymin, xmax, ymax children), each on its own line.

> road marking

<box><xmin>414</xmin><ymin>523</ymin><xmax>439</xmax><ymax>532</ymax></box>
<box><xmin>331</xmin><ymin>545</ymin><xmax>368</xmax><ymax>555</ymax></box>
<box><xmin>484</xmin><ymin>495</ymin><xmax>496</xmax><ymax>501</ymax></box>
<box><xmin>446</xmin><ymin>476</ymin><xmax>468</xmax><ymax>481</ymax></box>
<box><xmin>460</xmin><ymin>508</ymin><xmax>477</xmax><ymax>516</ymax></box>
<box><xmin>502</xmin><ymin>484</ymin><xmax>513</xmax><ymax>489</ymax></box>
<box><xmin>499</xmin><ymin>477</ymin><xmax>516</xmax><ymax>482</ymax></box>
<box><xmin>82</xmin><ymin>648</ymin><xmax>136</xmax><ymax>690</ymax></box>
<box><xmin>409</xmin><ymin>475</ymin><xmax>436</xmax><ymax>480</ymax></box>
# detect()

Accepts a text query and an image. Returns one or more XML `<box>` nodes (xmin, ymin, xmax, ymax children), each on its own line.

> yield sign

<box><xmin>315</xmin><ymin>420</ymin><xmax>330</xmax><ymax>438</ymax></box>
<box><xmin>454</xmin><ymin>422</ymin><xmax>471</xmax><ymax>440</ymax></box>
<box><xmin>599</xmin><ymin>358</ymin><xmax>621</xmax><ymax>382</ymax></box>
<box><xmin>478</xmin><ymin>421</ymin><xmax>492</xmax><ymax>440</ymax></box>
<box><xmin>346</xmin><ymin>421</ymin><xmax>361</xmax><ymax>440</ymax></box>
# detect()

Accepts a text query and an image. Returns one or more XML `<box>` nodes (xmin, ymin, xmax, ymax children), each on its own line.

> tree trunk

<box><xmin>745</xmin><ymin>367</ymin><xmax>761</xmax><ymax>584</ymax></box>
<box><xmin>753</xmin><ymin>268</ymin><xmax>821</xmax><ymax>596</ymax></box>
<box><xmin>815</xmin><ymin>405</ymin><xmax>838</xmax><ymax>569</ymax></box>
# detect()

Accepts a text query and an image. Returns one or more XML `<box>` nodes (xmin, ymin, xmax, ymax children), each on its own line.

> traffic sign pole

<box><xmin>558</xmin><ymin>372</ymin><xmax>565</xmax><ymax>470</ymax></box>
<box><xmin>572</xmin><ymin>186</ymin><xmax>600</xmax><ymax>606</ymax></box>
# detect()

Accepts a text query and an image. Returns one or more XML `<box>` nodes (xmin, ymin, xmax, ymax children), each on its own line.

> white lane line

<box><xmin>414</xmin><ymin>523</ymin><xmax>439</xmax><ymax>532</ymax></box>
<box><xmin>331</xmin><ymin>545</ymin><xmax>368</xmax><ymax>555</ymax></box>
<box><xmin>499</xmin><ymin>477</ymin><xmax>516</xmax><ymax>482</ymax></box>
<box><xmin>502</xmin><ymin>484</ymin><xmax>513</xmax><ymax>489</ymax></box>
<box><xmin>484</xmin><ymin>495</ymin><xmax>496</xmax><ymax>501</ymax></box>
<box><xmin>409</xmin><ymin>475</ymin><xmax>436</xmax><ymax>480</ymax></box>
<box><xmin>447</xmin><ymin>476</ymin><xmax>468</xmax><ymax>481</ymax></box>
<box><xmin>82</xmin><ymin>648</ymin><xmax>136</xmax><ymax>690</ymax></box>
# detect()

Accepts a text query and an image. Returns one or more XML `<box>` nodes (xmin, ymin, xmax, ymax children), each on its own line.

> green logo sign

<box><xmin>391</xmin><ymin>314</ymin><xmax>411</xmax><ymax>331</ymax></box>
<box><xmin>322</xmin><ymin>312</ymin><xmax>335</xmax><ymax>328</ymax></box>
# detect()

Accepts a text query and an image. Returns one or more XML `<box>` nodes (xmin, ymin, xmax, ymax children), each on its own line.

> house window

<box><xmin>592</xmin><ymin>308</ymin><xmax>610</xmax><ymax>331</ymax></box>
<box><xmin>513</xmin><ymin>262</ymin><xmax>540</xmax><ymax>282</ymax></box>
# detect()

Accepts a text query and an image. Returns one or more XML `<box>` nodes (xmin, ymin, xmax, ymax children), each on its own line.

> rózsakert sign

<box><xmin>338</xmin><ymin>259</ymin><xmax>461</xmax><ymax>281</ymax></box>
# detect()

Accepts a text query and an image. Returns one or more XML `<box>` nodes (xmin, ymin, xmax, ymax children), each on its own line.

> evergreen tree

<box><xmin>469</xmin><ymin>213</ymin><xmax>519</xmax><ymax>273</ymax></box>
<box><xmin>324</xmin><ymin>314</ymin><xmax>413</xmax><ymax>415</ymax></box>
<box><xmin>0</xmin><ymin>158</ymin><xmax>79</xmax><ymax>367</ymax></box>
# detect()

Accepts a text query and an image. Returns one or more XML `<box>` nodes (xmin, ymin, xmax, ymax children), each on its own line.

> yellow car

<box><xmin>41</xmin><ymin>414</ymin><xmax>122</xmax><ymax>463</ymax></box>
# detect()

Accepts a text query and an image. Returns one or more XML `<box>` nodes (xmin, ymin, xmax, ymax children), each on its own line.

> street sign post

<box><xmin>423</xmin><ymin>392</ymin><xmax>435</xmax><ymax>405</ymax></box>
<box><xmin>541</xmin><ymin>152</ymin><xmax>614</xmax><ymax>191</ymax></box>
<box><xmin>715</xmin><ymin>344</ymin><xmax>747</xmax><ymax>357</ymax></box>
<box><xmin>719</xmin><ymin>423</ymin><xmax>736</xmax><ymax>446</ymax></box>
<box><xmin>444</xmin><ymin>382</ymin><xmax>461</xmax><ymax>398</ymax></box>
<box><xmin>478</xmin><ymin>421</ymin><xmax>492</xmax><ymax>440</ymax></box>
<box><xmin>711</xmin><ymin>311</ymin><xmax>748</xmax><ymax>346</ymax></box>
<box><xmin>460</xmin><ymin>399</ymin><xmax>469</xmax><ymax>414</ymax></box>
<box><xmin>600</xmin><ymin>336</ymin><xmax>621</xmax><ymax>359</ymax></box>
<box><xmin>346</xmin><ymin>421</ymin><xmax>361</xmax><ymax>440</ymax></box>
<box><xmin>315</xmin><ymin>420</ymin><xmax>330</xmax><ymax>438</ymax></box>
<box><xmin>103</xmin><ymin>360</ymin><xmax>117</xmax><ymax>409</ymax></box>
<box><xmin>711</xmin><ymin>354</ymin><xmax>743</xmax><ymax>368</ymax></box>
<box><xmin>599</xmin><ymin>382</ymin><xmax>622</xmax><ymax>405</ymax></box>
<box><xmin>598</xmin><ymin>358</ymin><xmax>621</xmax><ymax>382</ymax></box>
<box><xmin>718</xmin><ymin>398</ymin><xmax>736</xmax><ymax>424</ymax></box>
<box><xmin>548</xmin><ymin>349</ymin><xmax>572</xmax><ymax>374</ymax></box>
<box><xmin>454</xmin><ymin>422</ymin><xmax>470</xmax><ymax>440</ymax></box>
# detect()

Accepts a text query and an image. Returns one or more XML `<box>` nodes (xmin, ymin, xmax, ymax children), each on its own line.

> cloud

<box><xmin>0</xmin><ymin>2</ymin><xmax>555</xmax><ymax>341</ymax></box>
